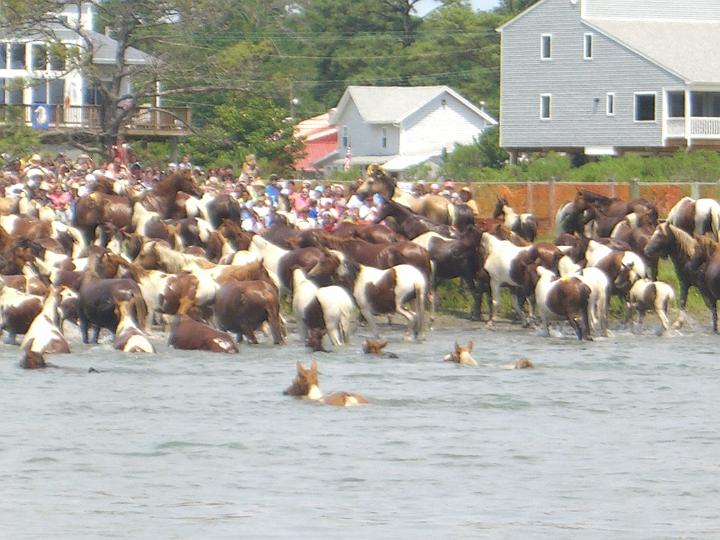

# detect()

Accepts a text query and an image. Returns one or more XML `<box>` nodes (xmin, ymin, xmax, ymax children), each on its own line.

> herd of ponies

<box><xmin>3</xmin><ymin>166</ymin><xmax>720</xmax><ymax>406</ymax></box>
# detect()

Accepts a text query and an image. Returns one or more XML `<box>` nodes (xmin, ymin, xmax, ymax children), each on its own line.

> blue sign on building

<box><xmin>31</xmin><ymin>104</ymin><xmax>51</xmax><ymax>130</ymax></box>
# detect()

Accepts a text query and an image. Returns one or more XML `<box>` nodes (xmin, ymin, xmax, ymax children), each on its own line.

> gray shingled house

<box><xmin>498</xmin><ymin>0</ymin><xmax>720</xmax><ymax>159</ymax></box>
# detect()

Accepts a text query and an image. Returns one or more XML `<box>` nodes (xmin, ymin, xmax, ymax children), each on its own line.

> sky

<box><xmin>415</xmin><ymin>0</ymin><xmax>501</xmax><ymax>16</ymax></box>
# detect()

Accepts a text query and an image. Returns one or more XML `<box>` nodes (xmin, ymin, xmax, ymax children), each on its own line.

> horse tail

<box><xmin>132</xmin><ymin>288</ymin><xmax>149</xmax><ymax>333</ymax></box>
<box><xmin>579</xmin><ymin>282</ymin><xmax>592</xmax><ymax>340</ymax></box>
<box><xmin>414</xmin><ymin>276</ymin><xmax>426</xmax><ymax>339</ymax></box>
<box><xmin>266</xmin><ymin>296</ymin><xmax>285</xmax><ymax>345</ymax></box>
<box><xmin>338</xmin><ymin>294</ymin><xmax>353</xmax><ymax>345</ymax></box>
<box><xmin>711</xmin><ymin>205</ymin><xmax>720</xmax><ymax>241</ymax></box>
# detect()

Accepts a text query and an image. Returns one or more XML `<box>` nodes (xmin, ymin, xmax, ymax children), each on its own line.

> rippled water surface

<box><xmin>2</xmin><ymin>321</ymin><xmax>720</xmax><ymax>539</ymax></box>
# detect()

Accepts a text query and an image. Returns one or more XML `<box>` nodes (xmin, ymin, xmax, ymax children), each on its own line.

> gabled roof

<box><xmin>51</xmin><ymin>27</ymin><xmax>155</xmax><ymax>65</ymax></box>
<box><xmin>585</xmin><ymin>18</ymin><xmax>720</xmax><ymax>84</ymax></box>
<box><xmin>331</xmin><ymin>85</ymin><xmax>497</xmax><ymax>126</ymax></box>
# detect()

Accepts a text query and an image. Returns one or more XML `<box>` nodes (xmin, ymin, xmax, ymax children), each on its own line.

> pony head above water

<box><xmin>443</xmin><ymin>340</ymin><xmax>477</xmax><ymax>366</ymax></box>
<box><xmin>284</xmin><ymin>360</ymin><xmax>321</xmax><ymax>398</ymax></box>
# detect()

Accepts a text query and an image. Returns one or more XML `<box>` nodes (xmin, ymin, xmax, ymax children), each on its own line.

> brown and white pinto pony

<box><xmin>534</xmin><ymin>266</ymin><xmax>592</xmax><ymax>340</ymax></box>
<box><xmin>114</xmin><ymin>299</ymin><xmax>155</xmax><ymax>353</ymax></box>
<box><xmin>344</xmin><ymin>261</ymin><xmax>427</xmax><ymax>340</ymax></box>
<box><xmin>0</xmin><ymin>281</ymin><xmax>43</xmax><ymax>344</ymax></box>
<box><xmin>20</xmin><ymin>287</ymin><xmax>70</xmax><ymax>354</ymax></box>
<box><xmin>283</xmin><ymin>360</ymin><xmax>369</xmax><ymax>407</ymax></box>
<box><xmin>168</xmin><ymin>297</ymin><xmax>238</xmax><ymax>353</ymax></box>
<box><xmin>361</xmin><ymin>338</ymin><xmax>398</xmax><ymax>358</ymax></box>
<box><xmin>623</xmin><ymin>277</ymin><xmax>677</xmax><ymax>335</ymax></box>
<box><xmin>292</xmin><ymin>268</ymin><xmax>353</xmax><ymax>347</ymax></box>
<box><xmin>493</xmin><ymin>197</ymin><xmax>537</xmax><ymax>243</ymax></box>
<box><xmin>666</xmin><ymin>196</ymin><xmax>720</xmax><ymax>241</ymax></box>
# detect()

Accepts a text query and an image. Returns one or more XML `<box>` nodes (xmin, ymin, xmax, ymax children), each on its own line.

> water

<box><xmin>1</xmin><ymin>321</ymin><xmax>720</xmax><ymax>539</ymax></box>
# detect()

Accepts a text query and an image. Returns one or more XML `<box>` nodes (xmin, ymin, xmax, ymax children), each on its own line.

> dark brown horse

<box><xmin>74</xmin><ymin>193</ymin><xmax>133</xmax><ymax>244</ymax></box>
<box><xmin>77</xmin><ymin>253</ymin><xmax>148</xmax><ymax>343</ymax></box>
<box><xmin>169</xmin><ymin>297</ymin><xmax>238</xmax><ymax>353</ymax></box>
<box><xmin>572</xmin><ymin>190</ymin><xmax>658</xmax><ymax>227</ymax></box>
<box><xmin>214</xmin><ymin>280</ymin><xmax>284</xmax><ymax>344</ymax></box>
<box><xmin>645</xmin><ymin>223</ymin><xmax>700</xmax><ymax>313</ymax></box>
<box><xmin>141</xmin><ymin>171</ymin><xmax>202</xmax><ymax>219</ymax></box>
<box><xmin>300</xmin><ymin>232</ymin><xmax>432</xmax><ymax>282</ymax></box>
<box><xmin>333</xmin><ymin>221</ymin><xmax>404</xmax><ymax>243</ymax></box>
<box><xmin>372</xmin><ymin>198</ymin><xmax>454</xmax><ymax>239</ymax></box>
<box><xmin>688</xmin><ymin>235</ymin><xmax>720</xmax><ymax>332</ymax></box>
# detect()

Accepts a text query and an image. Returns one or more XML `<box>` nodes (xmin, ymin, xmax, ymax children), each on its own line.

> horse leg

<box><xmin>79</xmin><ymin>314</ymin><xmax>90</xmax><ymax>344</ymax></box>
<box><xmin>487</xmin><ymin>280</ymin><xmax>501</xmax><ymax>326</ymax></box>
<box><xmin>511</xmin><ymin>291</ymin><xmax>528</xmax><ymax>326</ymax></box>
<box><xmin>656</xmin><ymin>304</ymin><xmax>671</xmax><ymax>334</ymax></box>
<box><xmin>567</xmin><ymin>314</ymin><xmax>583</xmax><ymax>340</ymax></box>
<box><xmin>91</xmin><ymin>325</ymin><xmax>100</xmax><ymax>344</ymax></box>
<box><xmin>395</xmin><ymin>304</ymin><xmax>417</xmax><ymax>340</ymax></box>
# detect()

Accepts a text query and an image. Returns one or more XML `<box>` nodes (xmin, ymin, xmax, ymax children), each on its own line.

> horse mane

<box><xmin>694</xmin><ymin>234</ymin><xmax>718</xmax><ymax>259</ymax></box>
<box><xmin>153</xmin><ymin>171</ymin><xmax>195</xmax><ymax>197</ymax></box>
<box><xmin>579</xmin><ymin>190</ymin><xmax>612</xmax><ymax>204</ymax></box>
<box><xmin>667</xmin><ymin>224</ymin><xmax>697</xmax><ymax>259</ymax></box>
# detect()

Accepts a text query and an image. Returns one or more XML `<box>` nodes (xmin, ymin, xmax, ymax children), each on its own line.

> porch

<box><xmin>664</xmin><ymin>90</ymin><xmax>720</xmax><ymax>142</ymax></box>
<box><xmin>0</xmin><ymin>104</ymin><xmax>192</xmax><ymax>137</ymax></box>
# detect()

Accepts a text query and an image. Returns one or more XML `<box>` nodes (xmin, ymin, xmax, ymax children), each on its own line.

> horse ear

<box><xmin>310</xmin><ymin>359</ymin><xmax>318</xmax><ymax>372</ymax></box>
<box><xmin>454</xmin><ymin>340</ymin><xmax>460</xmax><ymax>351</ymax></box>
<box><xmin>296</xmin><ymin>360</ymin><xmax>305</xmax><ymax>374</ymax></box>
<box><xmin>467</xmin><ymin>340</ymin><xmax>474</xmax><ymax>352</ymax></box>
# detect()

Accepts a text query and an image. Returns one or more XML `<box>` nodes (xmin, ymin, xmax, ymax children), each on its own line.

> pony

<box><xmin>558</xmin><ymin>255</ymin><xmax>610</xmax><ymax>337</ymax></box>
<box><xmin>443</xmin><ymin>340</ymin><xmax>478</xmax><ymax>366</ymax></box>
<box><xmin>572</xmin><ymin>190</ymin><xmax>658</xmax><ymax>226</ymax></box>
<box><xmin>687</xmin><ymin>235</ymin><xmax>720</xmax><ymax>332</ymax></box>
<box><xmin>493</xmin><ymin>197</ymin><xmax>538</xmax><ymax>242</ymax></box>
<box><xmin>481</xmin><ymin>233</ymin><xmax>538</xmax><ymax>325</ymax></box>
<box><xmin>356</xmin><ymin>164</ymin><xmax>446</xmax><ymax>221</ymax></box>
<box><xmin>534</xmin><ymin>266</ymin><xmax>592</xmax><ymax>340</ymax></box>
<box><xmin>0</xmin><ymin>281</ymin><xmax>43</xmax><ymax>344</ymax></box>
<box><xmin>372</xmin><ymin>198</ymin><xmax>454</xmax><ymax>239</ymax></box>
<box><xmin>362</xmin><ymin>339</ymin><xmax>398</xmax><ymax>358</ymax></box>
<box><xmin>283</xmin><ymin>360</ymin><xmax>368</xmax><ymax>407</ymax></box>
<box><xmin>169</xmin><ymin>297</ymin><xmax>238</xmax><ymax>353</ymax></box>
<box><xmin>114</xmin><ymin>299</ymin><xmax>155</xmax><ymax>353</ymax></box>
<box><xmin>621</xmin><ymin>277</ymin><xmax>676</xmax><ymax>335</ymax></box>
<box><xmin>666</xmin><ymin>196</ymin><xmax>720</xmax><ymax>241</ymax></box>
<box><xmin>344</xmin><ymin>261</ymin><xmax>427</xmax><ymax>340</ymax></box>
<box><xmin>214</xmin><ymin>280</ymin><xmax>284</xmax><ymax>345</ymax></box>
<box><xmin>19</xmin><ymin>287</ymin><xmax>70</xmax><ymax>354</ymax></box>
<box><xmin>411</xmin><ymin>227</ymin><xmax>485</xmax><ymax>319</ymax></box>
<box><xmin>644</xmin><ymin>223</ymin><xmax>700</xmax><ymax>313</ymax></box>
<box><xmin>292</xmin><ymin>268</ymin><xmax>353</xmax><ymax>347</ymax></box>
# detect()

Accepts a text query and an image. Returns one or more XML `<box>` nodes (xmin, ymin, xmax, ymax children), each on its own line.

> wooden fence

<box><xmin>465</xmin><ymin>181</ymin><xmax>720</xmax><ymax>233</ymax></box>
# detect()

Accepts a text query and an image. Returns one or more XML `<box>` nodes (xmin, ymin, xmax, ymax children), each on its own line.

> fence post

<box><xmin>549</xmin><ymin>177</ymin><xmax>556</xmax><ymax>232</ymax></box>
<box><xmin>527</xmin><ymin>180</ymin><xmax>534</xmax><ymax>214</ymax></box>
<box><xmin>630</xmin><ymin>178</ymin><xmax>640</xmax><ymax>199</ymax></box>
<box><xmin>691</xmin><ymin>182</ymin><xmax>700</xmax><ymax>199</ymax></box>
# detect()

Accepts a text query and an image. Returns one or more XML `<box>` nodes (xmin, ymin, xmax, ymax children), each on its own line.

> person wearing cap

<box><xmin>458</xmin><ymin>186</ymin><xmax>479</xmax><ymax>217</ymax></box>
<box><xmin>250</xmin><ymin>178</ymin><xmax>265</xmax><ymax>202</ymax></box>
<box><xmin>24</xmin><ymin>153</ymin><xmax>50</xmax><ymax>185</ymax></box>
<box><xmin>430</xmin><ymin>183</ymin><xmax>440</xmax><ymax>195</ymax></box>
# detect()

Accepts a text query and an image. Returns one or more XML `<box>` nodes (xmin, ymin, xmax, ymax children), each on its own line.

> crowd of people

<box><xmin>0</xmin><ymin>150</ymin><xmax>478</xmax><ymax>231</ymax></box>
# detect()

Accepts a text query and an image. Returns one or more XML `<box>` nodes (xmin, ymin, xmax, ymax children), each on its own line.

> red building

<box><xmin>294</xmin><ymin>113</ymin><xmax>337</xmax><ymax>174</ymax></box>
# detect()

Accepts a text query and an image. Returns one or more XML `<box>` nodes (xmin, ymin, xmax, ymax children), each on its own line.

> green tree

<box><xmin>180</xmin><ymin>95</ymin><xmax>304</xmax><ymax>174</ymax></box>
<box><xmin>0</xmin><ymin>107</ymin><xmax>41</xmax><ymax>158</ymax></box>
<box><xmin>441</xmin><ymin>126</ymin><xmax>508</xmax><ymax>178</ymax></box>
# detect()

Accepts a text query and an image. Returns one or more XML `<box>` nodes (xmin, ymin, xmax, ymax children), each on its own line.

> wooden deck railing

<box><xmin>0</xmin><ymin>104</ymin><xmax>191</xmax><ymax>137</ymax></box>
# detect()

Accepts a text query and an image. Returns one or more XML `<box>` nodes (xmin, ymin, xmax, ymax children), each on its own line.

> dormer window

<box><xmin>541</xmin><ymin>34</ymin><xmax>552</xmax><ymax>60</ymax></box>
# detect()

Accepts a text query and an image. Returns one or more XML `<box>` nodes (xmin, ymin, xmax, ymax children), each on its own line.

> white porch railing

<box><xmin>665</xmin><ymin>117</ymin><xmax>720</xmax><ymax>139</ymax></box>
<box><xmin>666</xmin><ymin>118</ymin><xmax>685</xmax><ymax>137</ymax></box>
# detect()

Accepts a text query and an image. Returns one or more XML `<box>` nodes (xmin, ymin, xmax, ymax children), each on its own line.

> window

<box><xmin>0</xmin><ymin>79</ymin><xmax>5</xmax><ymax>105</ymax></box>
<box><xmin>7</xmin><ymin>79</ymin><xmax>22</xmax><ymax>104</ymax></box>
<box><xmin>0</xmin><ymin>44</ymin><xmax>6</xmax><ymax>70</ymax></box>
<box><xmin>342</xmin><ymin>126</ymin><xmax>349</xmax><ymax>148</ymax></box>
<box><xmin>31</xmin><ymin>44</ymin><xmax>47</xmax><ymax>70</ymax></box>
<box><xmin>48</xmin><ymin>48</ymin><xmax>64</xmax><ymax>71</ymax></box>
<box><xmin>31</xmin><ymin>81</ymin><xmax>47</xmax><ymax>104</ymax></box>
<box><xmin>541</xmin><ymin>34</ymin><xmax>552</xmax><ymax>60</ymax></box>
<box><xmin>606</xmin><ymin>93</ymin><xmax>615</xmax><ymax>116</ymax></box>
<box><xmin>584</xmin><ymin>33</ymin><xmax>593</xmax><ymax>59</ymax></box>
<box><xmin>667</xmin><ymin>91</ymin><xmax>685</xmax><ymax>118</ymax></box>
<box><xmin>381</xmin><ymin>127</ymin><xmax>387</xmax><ymax>149</ymax></box>
<box><xmin>48</xmin><ymin>79</ymin><xmax>64</xmax><ymax>104</ymax></box>
<box><xmin>9</xmin><ymin>43</ymin><xmax>25</xmax><ymax>69</ymax></box>
<box><xmin>634</xmin><ymin>93</ymin><xmax>656</xmax><ymax>122</ymax></box>
<box><xmin>540</xmin><ymin>94</ymin><xmax>551</xmax><ymax>120</ymax></box>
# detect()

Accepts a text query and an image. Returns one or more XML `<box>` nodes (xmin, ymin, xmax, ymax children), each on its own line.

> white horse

<box><xmin>292</xmin><ymin>268</ymin><xmax>354</xmax><ymax>347</ymax></box>
<box><xmin>626</xmin><ymin>279</ymin><xmax>677</xmax><ymax>335</ymax></box>
<box><xmin>114</xmin><ymin>299</ymin><xmax>155</xmax><ymax>353</ymax></box>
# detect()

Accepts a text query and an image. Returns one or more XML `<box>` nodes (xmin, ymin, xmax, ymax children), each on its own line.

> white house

<box><xmin>316</xmin><ymin>85</ymin><xmax>497</xmax><ymax>173</ymax></box>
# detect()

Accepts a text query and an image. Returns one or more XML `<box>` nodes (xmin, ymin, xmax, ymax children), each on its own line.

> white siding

<box><xmin>333</xmin><ymin>100</ymin><xmax>399</xmax><ymax>156</ymax></box>
<box><xmin>400</xmin><ymin>92</ymin><xmax>488</xmax><ymax>155</ymax></box>
<box><xmin>500</xmin><ymin>0</ymin><xmax>683</xmax><ymax>151</ymax></box>
<box><xmin>584</xmin><ymin>0</ymin><xmax>720</xmax><ymax>21</ymax></box>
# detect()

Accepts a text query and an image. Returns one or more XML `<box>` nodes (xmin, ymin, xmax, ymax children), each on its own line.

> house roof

<box><xmin>331</xmin><ymin>85</ymin><xmax>497</xmax><ymax>126</ymax></box>
<box><xmin>585</xmin><ymin>18</ymin><xmax>720</xmax><ymax>84</ymax></box>
<box><xmin>53</xmin><ymin>27</ymin><xmax>155</xmax><ymax>65</ymax></box>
